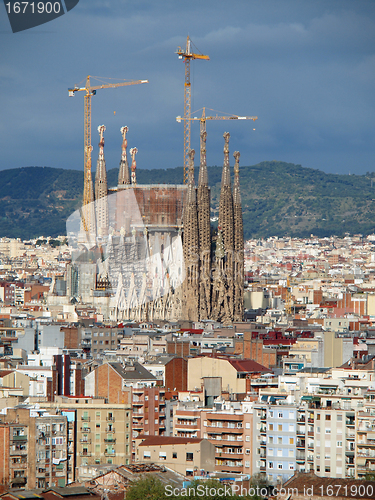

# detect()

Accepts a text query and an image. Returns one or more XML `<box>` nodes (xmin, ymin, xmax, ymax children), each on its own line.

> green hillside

<box><xmin>0</xmin><ymin>162</ymin><xmax>374</xmax><ymax>239</ymax></box>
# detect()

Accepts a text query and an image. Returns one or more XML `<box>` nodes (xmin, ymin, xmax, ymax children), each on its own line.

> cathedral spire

<box><xmin>187</xmin><ymin>148</ymin><xmax>196</xmax><ymax>203</ymax></box>
<box><xmin>198</xmin><ymin>127</ymin><xmax>208</xmax><ymax>187</ymax></box>
<box><xmin>233</xmin><ymin>151</ymin><xmax>241</xmax><ymax>205</ymax></box>
<box><xmin>130</xmin><ymin>147</ymin><xmax>138</xmax><ymax>185</ymax></box>
<box><xmin>214</xmin><ymin>131</ymin><xmax>234</xmax><ymax>324</ymax></box>
<box><xmin>182</xmin><ymin>149</ymin><xmax>199</xmax><ymax>321</ymax></box>
<box><xmin>118</xmin><ymin>126</ymin><xmax>130</xmax><ymax>186</ymax></box>
<box><xmin>221</xmin><ymin>131</ymin><xmax>231</xmax><ymax>187</ymax></box>
<box><xmin>197</xmin><ymin>128</ymin><xmax>211</xmax><ymax>319</ymax></box>
<box><xmin>95</xmin><ymin>125</ymin><xmax>108</xmax><ymax>237</ymax></box>
<box><xmin>233</xmin><ymin>151</ymin><xmax>244</xmax><ymax>321</ymax></box>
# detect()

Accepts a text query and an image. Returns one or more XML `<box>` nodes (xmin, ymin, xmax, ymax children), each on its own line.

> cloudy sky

<box><xmin>1</xmin><ymin>0</ymin><xmax>374</xmax><ymax>177</ymax></box>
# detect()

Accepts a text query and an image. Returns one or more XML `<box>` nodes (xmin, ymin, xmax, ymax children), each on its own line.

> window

<box><xmin>277</xmin><ymin>450</ymin><xmax>282</xmax><ymax>457</ymax></box>
<box><xmin>325</xmin><ymin>466</ymin><xmax>330</xmax><ymax>473</ymax></box>
<box><xmin>96</xmin><ymin>434</ymin><xmax>100</xmax><ymax>440</ymax></box>
<box><xmin>325</xmin><ymin>428</ymin><xmax>331</xmax><ymax>434</ymax></box>
<box><xmin>155</xmin><ymin>419</ymin><xmax>158</xmax><ymax>424</ymax></box>
<box><xmin>278</xmin><ymin>424</ymin><xmax>282</xmax><ymax>431</ymax></box>
<box><xmin>278</xmin><ymin>412</ymin><xmax>283</xmax><ymax>418</ymax></box>
<box><xmin>143</xmin><ymin>451</ymin><xmax>151</xmax><ymax>459</ymax></box>
<box><xmin>337</xmin><ymin>415</ymin><xmax>342</xmax><ymax>421</ymax></box>
<box><xmin>325</xmin><ymin>415</ymin><xmax>331</xmax><ymax>421</ymax></box>
<box><xmin>245</xmin><ymin>461</ymin><xmax>250</xmax><ymax>468</ymax></box>
<box><xmin>268</xmin><ymin>449</ymin><xmax>273</xmax><ymax>456</ymax></box>
<box><xmin>159</xmin><ymin>452</ymin><xmax>166</xmax><ymax>460</ymax></box>
<box><xmin>268</xmin><ymin>462</ymin><xmax>273</xmax><ymax>469</ymax></box>
<box><xmin>155</xmin><ymin>395</ymin><xmax>158</xmax><ymax>400</ymax></box>
<box><xmin>186</xmin><ymin>453</ymin><xmax>193</xmax><ymax>461</ymax></box>
<box><xmin>289</xmin><ymin>450</ymin><xmax>294</xmax><ymax>457</ymax></box>
<box><xmin>268</xmin><ymin>436</ymin><xmax>273</xmax><ymax>444</ymax></box>
<box><xmin>269</xmin><ymin>424</ymin><xmax>274</xmax><ymax>430</ymax></box>
<box><xmin>96</xmin><ymin>412</ymin><xmax>100</xmax><ymax>419</ymax></box>
<box><xmin>289</xmin><ymin>463</ymin><xmax>294</xmax><ymax>470</ymax></box>
<box><xmin>245</xmin><ymin>449</ymin><xmax>250</xmax><ymax>455</ymax></box>
<box><xmin>289</xmin><ymin>438</ymin><xmax>294</xmax><ymax>444</ymax></box>
<box><xmin>269</xmin><ymin>411</ymin><xmax>274</xmax><ymax>418</ymax></box>
<box><xmin>95</xmin><ymin>444</ymin><xmax>100</xmax><ymax>453</ymax></box>
<box><xmin>278</xmin><ymin>437</ymin><xmax>282</xmax><ymax>444</ymax></box>
<box><xmin>246</xmin><ymin>436</ymin><xmax>250</xmax><ymax>442</ymax></box>
<box><xmin>278</xmin><ymin>463</ymin><xmax>283</xmax><ymax>469</ymax></box>
<box><xmin>337</xmin><ymin>441</ymin><xmax>342</xmax><ymax>447</ymax></box>
<box><xmin>173</xmin><ymin>452</ymin><xmax>177</xmax><ymax>459</ymax></box>
<box><xmin>317</xmin><ymin>427</ymin><xmax>320</xmax><ymax>433</ymax></box>
<box><xmin>316</xmin><ymin>466</ymin><xmax>320</xmax><ymax>472</ymax></box>
<box><xmin>289</xmin><ymin>424</ymin><xmax>294</xmax><ymax>432</ymax></box>
<box><xmin>317</xmin><ymin>414</ymin><xmax>320</xmax><ymax>420</ymax></box>
<box><xmin>246</xmin><ymin>423</ymin><xmax>250</xmax><ymax>429</ymax></box>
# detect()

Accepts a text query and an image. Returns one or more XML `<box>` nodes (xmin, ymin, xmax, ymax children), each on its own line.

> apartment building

<box><xmin>356</xmin><ymin>403</ymin><xmax>375</xmax><ymax>478</ymax></box>
<box><xmin>35</xmin><ymin>414</ymin><xmax>68</xmax><ymax>488</ymax></box>
<box><xmin>0</xmin><ymin>407</ymin><xmax>68</xmax><ymax>490</ymax></box>
<box><xmin>42</xmin><ymin>397</ymin><xmax>132</xmax><ymax>478</ymax></box>
<box><xmin>134</xmin><ymin>435</ymin><xmax>215</xmax><ymax>476</ymax></box>
<box><xmin>253</xmin><ymin>403</ymin><xmax>298</xmax><ymax>485</ymax></box>
<box><xmin>203</xmin><ymin>406</ymin><xmax>253</xmax><ymax>475</ymax></box>
<box><xmin>172</xmin><ymin>400</ymin><xmax>255</xmax><ymax>475</ymax></box>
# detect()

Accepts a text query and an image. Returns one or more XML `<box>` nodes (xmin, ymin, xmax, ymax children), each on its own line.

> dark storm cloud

<box><xmin>0</xmin><ymin>0</ymin><xmax>374</xmax><ymax>175</ymax></box>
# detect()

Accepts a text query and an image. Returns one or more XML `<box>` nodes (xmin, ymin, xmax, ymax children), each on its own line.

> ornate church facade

<box><xmin>71</xmin><ymin>125</ymin><xmax>244</xmax><ymax>324</ymax></box>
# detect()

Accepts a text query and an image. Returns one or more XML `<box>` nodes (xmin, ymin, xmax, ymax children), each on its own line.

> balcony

<box><xmin>105</xmin><ymin>427</ymin><xmax>115</xmax><ymax>433</ymax></box>
<box><xmin>79</xmin><ymin>452</ymin><xmax>92</xmax><ymax>457</ymax></box>
<box><xmin>80</xmin><ymin>439</ymin><xmax>91</xmax><ymax>444</ymax></box>
<box><xmin>104</xmin><ymin>438</ymin><xmax>116</xmax><ymax>443</ymax></box>
<box><xmin>80</xmin><ymin>427</ymin><xmax>91</xmax><ymax>433</ymax></box>
<box><xmin>81</xmin><ymin>416</ymin><xmax>91</xmax><ymax>422</ymax></box>
<box><xmin>11</xmin><ymin>477</ymin><xmax>27</xmax><ymax>485</ymax></box>
<box><xmin>10</xmin><ymin>448</ymin><xmax>27</xmax><ymax>455</ymax></box>
<box><xmin>12</xmin><ymin>435</ymin><xmax>27</xmax><ymax>441</ymax></box>
<box><xmin>104</xmin><ymin>450</ymin><xmax>116</xmax><ymax>456</ymax></box>
<box><xmin>106</xmin><ymin>416</ymin><xmax>115</xmax><ymax>422</ymax></box>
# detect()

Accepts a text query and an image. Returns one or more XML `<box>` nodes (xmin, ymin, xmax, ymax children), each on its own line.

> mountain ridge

<box><xmin>0</xmin><ymin>162</ymin><xmax>374</xmax><ymax>239</ymax></box>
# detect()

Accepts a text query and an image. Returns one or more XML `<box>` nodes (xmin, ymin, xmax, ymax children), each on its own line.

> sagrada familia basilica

<box><xmin>68</xmin><ymin>124</ymin><xmax>244</xmax><ymax>325</ymax></box>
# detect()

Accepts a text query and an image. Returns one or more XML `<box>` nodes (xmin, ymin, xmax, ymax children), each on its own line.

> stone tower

<box><xmin>212</xmin><ymin>132</ymin><xmax>235</xmax><ymax>323</ymax></box>
<box><xmin>94</xmin><ymin>125</ymin><xmax>108</xmax><ymax>238</ymax></box>
<box><xmin>197</xmin><ymin>127</ymin><xmax>211</xmax><ymax>320</ymax></box>
<box><xmin>233</xmin><ymin>151</ymin><xmax>244</xmax><ymax>321</ymax></box>
<box><xmin>182</xmin><ymin>149</ymin><xmax>200</xmax><ymax>321</ymax></box>
<box><xmin>118</xmin><ymin>126</ymin><xmax>130</xmax><ymax>186</ymax></box>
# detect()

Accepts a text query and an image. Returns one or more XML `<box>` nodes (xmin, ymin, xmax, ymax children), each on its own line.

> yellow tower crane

<box><xmin>176</xmin><ymin>36</ymin><xmax>209</xmax><ymax>184</ymax></box>
<box><xmin>176</xmin><ymin>107</ymin><xmax>258</xmax><ymax>161</ymax></box>
<box><xmin>68</xmin><ymin>75</ymin><xmax>148</xmax><ymax>232</ymax></box>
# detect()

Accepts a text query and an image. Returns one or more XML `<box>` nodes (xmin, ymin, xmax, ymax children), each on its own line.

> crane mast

<box><xmin>68</xmin><ymin>75</ymin><xmax>148</xmax><ymax>232</ymax></box>
<box><xmin>176</xmin><ymin>36</ymin><xmax>209</xmax><ymax>183</ymax></box>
